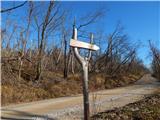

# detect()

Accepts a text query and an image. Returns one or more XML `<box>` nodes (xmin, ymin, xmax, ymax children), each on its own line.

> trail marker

<box><xmin>70</xmin><ymin>39</ymin><xmax>99</xmax><ymax>51</ymax></box>
<box><xmin>70</xmin><ymin>25</ymin><xmax>99</xmax><ymax>120</ymax></box>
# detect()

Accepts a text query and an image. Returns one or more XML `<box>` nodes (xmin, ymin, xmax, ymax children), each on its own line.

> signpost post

<box><xmin>70</xmin><ymin>25</ymin><xmax>99</xmax><ymax>120</ymax></box>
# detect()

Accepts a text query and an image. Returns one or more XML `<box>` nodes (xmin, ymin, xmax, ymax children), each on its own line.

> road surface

<box><xmin>1</xmin><ymin>74</ymin><xmax>160</xmax><ymax>120</ymax></box>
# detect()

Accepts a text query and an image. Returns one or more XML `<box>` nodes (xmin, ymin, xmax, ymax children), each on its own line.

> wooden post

<box><xmin>71</xmin><ymin>24</ymin><xmax>97</xmax><ymax>120</ymax></box>
<box><xmin>82</xmin><ymin>59</ymin><xmax>90</xmax><ymax>120</ymax></box>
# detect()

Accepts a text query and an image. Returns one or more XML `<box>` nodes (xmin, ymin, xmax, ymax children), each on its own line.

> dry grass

<box><xmin>91</xmin><ymin>94</ymin><xmax>160</xmax><ymax>120</ymax></box>
<box><xmin>1</xmin><ymin>70</ymin><xmax>83</xmax><ymax>106</ymax></box>
<box><xmin>1</xmin><ymin>68</ymin><xmax>143</xmax><ymax>106</ymax></box>
<box><xmin>104</xmin><ymin>73</ymin><xmax>142</xmax><ymax>89</ymax></box>
<box><xmin>154</xmin><ymin>89</ymin><xmax>160</xmax><ymax>94</ymax></box>
<box><xmin>1</xmin><ymin>85</ymin><xmax>48</xmax><ymax>106</ymax></box>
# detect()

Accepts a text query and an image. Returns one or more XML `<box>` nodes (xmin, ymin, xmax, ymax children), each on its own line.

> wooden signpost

<box><xmin>70</xmin><ymin>25</ymin><xmax>99</xmax><ymax>120</ymax></box>
<box><xmin>70</xmin><ymin>39</ymin><xmax>99</xmax><ymax>51</ymax></box>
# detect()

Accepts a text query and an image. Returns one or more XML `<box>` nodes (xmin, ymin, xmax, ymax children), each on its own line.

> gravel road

<box><xmin>1</xmin><ymin>74</ymin><xmax>160</xmax><ymax>120</ymax></box>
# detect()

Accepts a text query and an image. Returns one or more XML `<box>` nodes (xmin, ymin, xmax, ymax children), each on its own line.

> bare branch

<box><xmin>1</xmin><ymin>1</ymin><xmax>27</xmax><ymax>13</ymax></box>
<box><xmin>77</xmin><ymin>9</ymin><xmax>105</xmax><ymax>30</ymax></box>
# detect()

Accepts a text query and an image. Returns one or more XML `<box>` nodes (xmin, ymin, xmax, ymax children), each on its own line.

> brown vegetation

<box><xmin>1</xmin><ymin>63</ymin><xmax>144</xmax><ymax>106</ymax></box>
<box><xmin>1</xmin><ymin>1</ymin><xmax>148</xmax><ymax>106</ymax></box>
<box><xmin>149</xmin><ymin>41</ymin><xmax>160</xmax><ymax>80</ymax></box>
<box><xmin>91</xmin><ymin>94</ymin><xmax>160</xmax><ymax>120</ymax></box>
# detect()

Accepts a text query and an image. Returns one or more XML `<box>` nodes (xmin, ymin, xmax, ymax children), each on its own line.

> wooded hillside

<box><xmin>1</xmin><ymin>1</ymin><xmax>151</xmax><ymax>106</ymax></box>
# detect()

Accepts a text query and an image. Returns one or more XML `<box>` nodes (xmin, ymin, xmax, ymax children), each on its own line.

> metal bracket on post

<box><xmin>70</xmin><ymin>25</ymin><xmax>99</xmax><ymax>120</ymax></box>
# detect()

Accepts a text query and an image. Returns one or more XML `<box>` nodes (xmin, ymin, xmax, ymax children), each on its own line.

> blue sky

<box><xmin>1</xmin><ymin>1</ymin><xmax>160</xmax><ymax>67</ymax></box>
<box><xmin>61</xmin><ymin>1</ymin><xmax>160</xmax><ymax>67</ymax></box>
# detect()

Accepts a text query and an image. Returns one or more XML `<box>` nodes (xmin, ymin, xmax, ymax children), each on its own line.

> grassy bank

<box><xmin>91</xmin><ymin>93</ymin><xmax>160</xmax><ymax>120</ymax></box>
<box><xmin>1</xmin><ymin>69</ymin><xmax>143</xmax><ymax>106</ymax></box>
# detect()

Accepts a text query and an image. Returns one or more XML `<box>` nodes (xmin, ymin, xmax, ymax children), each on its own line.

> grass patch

<box><xmin>1</xmin><ymin>68</ymin><xmax>143</xmax><ymax>106</ymax></box>
<box><xmin>91</xmin><ymin>94</ymin><xmax>160</xmax><ymax>120</ymax></box>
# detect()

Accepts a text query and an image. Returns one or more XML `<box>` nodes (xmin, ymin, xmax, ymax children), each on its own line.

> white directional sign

<box><xmin>70</xmin><ymin>39</ymin><xmax>99</xmax><ymax>51</ymax></box>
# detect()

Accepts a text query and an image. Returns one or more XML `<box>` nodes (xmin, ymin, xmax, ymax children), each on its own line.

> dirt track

<box><xmin>1</xmin><ymin>74</ymin><xmax>160</xmax><ymax>120</ymax></box>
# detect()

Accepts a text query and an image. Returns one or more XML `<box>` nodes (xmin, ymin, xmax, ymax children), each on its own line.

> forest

<box><xmin>1</xmin><ymin>1</ymin><xmax>160</xmax><ymax>107</ymax></box>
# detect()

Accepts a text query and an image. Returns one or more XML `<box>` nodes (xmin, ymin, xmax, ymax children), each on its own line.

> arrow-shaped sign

<box><xmin>70</xmin><ymin>39</ymin><xmax>99</xmax><ymax>51</ymax></box>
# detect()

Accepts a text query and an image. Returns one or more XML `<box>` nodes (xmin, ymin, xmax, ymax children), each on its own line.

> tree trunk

<box><xmin>63</xmin><ymin>34</ymin><xmax>68</xmax><ymax>78</ymax></box>
<box><xmin>82</xmin><ymin>61</ymin><xmax>90</xmax><ymax>120</ymax></box>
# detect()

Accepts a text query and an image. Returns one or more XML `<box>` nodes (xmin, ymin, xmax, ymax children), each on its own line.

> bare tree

<box><xmin>93</xmin><ymin>23</ymin><xmax>145</xmax><ymax>78</ymax></box>
<box><xmin>33</xmin><ymin>1</ymin><xmax>64</xmax><ymax>80</ymax></box>
<box><xmin>149</xmin><ymin>41</ymin><xmax>160</xmax><ymax>79</ymax></box>
<box><xmin>35</xmin><ymin>1</ymin><xmax>55</xmax><ymax>80</ymax></box>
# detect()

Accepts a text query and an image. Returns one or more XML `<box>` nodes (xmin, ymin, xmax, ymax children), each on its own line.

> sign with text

<box><xmin>70</xmin><ymin>39</ymin><xmax>99</xmax><ymax>51</ymax></box>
